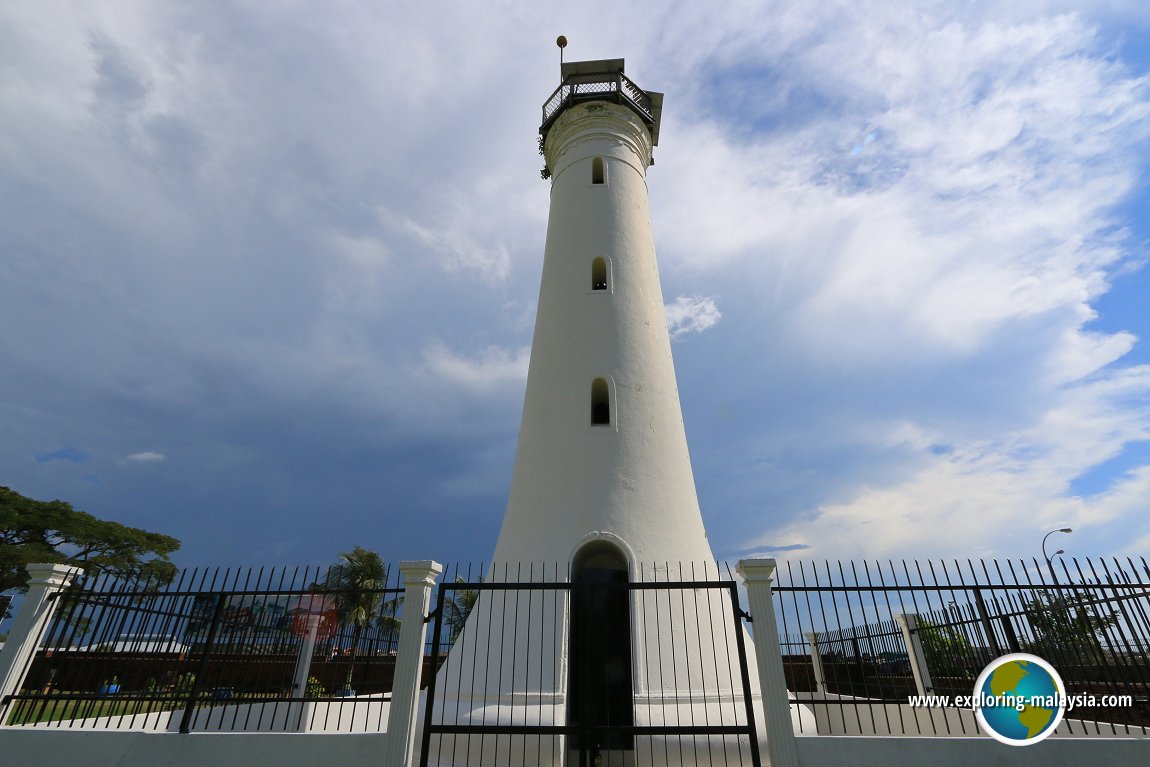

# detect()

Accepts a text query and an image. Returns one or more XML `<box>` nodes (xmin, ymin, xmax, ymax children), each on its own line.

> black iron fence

<box><xmin>804</xmin><ymin>617</ymin><xmax>919</xmax><ymax>701</ymax></box>
<box><xmin>2</xmin><ymin>564</ymin><xmax>415</xmax><ymax>732</ymax></box>
<box><xmin>420</xmin><ymin>562</ymin><xmax>760</xmax><ymax>767</ymax></box>
<box><xmin>773</xmin><ymin>557</ymin><xmax>1150</xmax><ymax>735</ymax></box>
<box><xmin>6</xmin><ymin>555</ymin><xmax>1148</xmax><ymax>745</ymax></box>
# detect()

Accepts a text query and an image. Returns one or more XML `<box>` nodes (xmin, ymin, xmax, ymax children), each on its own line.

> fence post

<box><xmin>738</xmin><ymin>558</ymin><xmax>798</xmax><ymax>767</ymax></box>
<box><xmin>805</xmin><ymin>631</ymin><xmax>827</xmax><ymax>695</ymax></box>
<box><xmin>292</xmin><ymin>614</ymin><xmax>321</xmax><ymax>732</ymax></box>
<box><xmin>0</xmin><ymin>563</ymin><xmax>83</xmax><ymax>724</ymax></box>
<box><xmin>894</xmin><ymin>613</ymin><xmax>934</xmax><ymax>696</ymax></box>
<box><xmin>385</xmin><ymin>560</ymin><xmax>443</xmax><ymax>767</ymax></box>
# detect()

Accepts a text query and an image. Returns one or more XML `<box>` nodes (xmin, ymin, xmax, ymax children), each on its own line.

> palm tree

<box><xmin>444</xmin><ymin>577</ymin><xmax>481</xmax><ymax>643</ymax></box>
<box><xmin>322</xmin><ymin>547</ymin><xmax>387</xmax><ymax>693</ymax></box>
<box><xmin>375</xmin><ymin>594</ymin><xmax>403</xmax><ymax>653</ymax></box>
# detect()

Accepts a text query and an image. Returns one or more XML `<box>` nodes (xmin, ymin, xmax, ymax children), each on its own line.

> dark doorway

<box><xmin>568</xmin><ymin>542</ymin><xmax>634</xmax><ymax>760</ymax></box>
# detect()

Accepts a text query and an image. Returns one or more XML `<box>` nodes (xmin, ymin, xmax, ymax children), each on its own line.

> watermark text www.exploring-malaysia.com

<box><xmin>907</xmin><ymin>692</ymin><xmax>1133</xmax><ymax>712</ymax></box>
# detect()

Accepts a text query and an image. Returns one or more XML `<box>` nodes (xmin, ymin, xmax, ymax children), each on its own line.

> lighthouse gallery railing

<box><xmin>541</xmin><ymin>70</ymin><xmax>656</xmax><ymax>135</ymax></box>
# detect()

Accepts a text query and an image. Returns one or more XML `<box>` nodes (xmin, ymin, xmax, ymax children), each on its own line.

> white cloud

<box><xmin>423</xmin><ymin>341</ymin><xmax>530</xmax><ymax>391</ymax></box>
<box><xmin>329</xmin><ymin>232</ymin><xmax>390</xmax><ymax>273</ymax></box>
<box><xmin>655</xmin><ymin>9</ymin><xmax>1148</xmax><ymax>359</ymax></box>
<box><xmin>380</xmin><ymin>208</ymin><xmax>512</xmax><ymax>285</ymax></box>
<box><xmin>124</xmin><ymin>451</ymin><xmax>166</xmax><ymax>464</ymax></box>
<box><xmin>644</xmin><ymin>5</ymin><xmax>1150</xmax><ymax>561</ymax></box>
<box><xmin>665</xmin><ymin>295</ymin><xmax>722</xmax><ymax>340</ymax></box>
<box><xmin>321</xmin><ymin>232</ymin><xmax>392</xmax><ymax>313</ymax></box>
<box><xmin>3</xmin><ymin>0</ymin><xmax>1150</xmax><ymax>566</ymax></box>
<box><xmin>747</xmin><ymin>364</ymin><xmax>1150</xmax><ymax>559</ymax></box>
<box><xmin>1042</xmin><ymin>328</ymin><xmax>1136</xmax><ymax>386</ymax></box>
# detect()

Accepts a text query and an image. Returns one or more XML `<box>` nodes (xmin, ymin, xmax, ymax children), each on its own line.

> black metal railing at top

<box><xmin>1</xmin><ymin>563</ymin><xmax>432</xmax><ymax>733</ymax></box>
<box><xmin>541</xmin><ymin>70</ymin><xmax>655</xmax><ymax>134</ymax></box>
<box><xmin>772</xmin><ymin>557</ymin><xmax>1150</xmax><ymax>736</ymax></box>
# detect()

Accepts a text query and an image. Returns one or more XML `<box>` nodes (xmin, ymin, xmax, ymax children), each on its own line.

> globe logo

<box><xmin>973</xmin><ymin>653</ymin><xmax>1065</xmax><ymax>746</ymax></box>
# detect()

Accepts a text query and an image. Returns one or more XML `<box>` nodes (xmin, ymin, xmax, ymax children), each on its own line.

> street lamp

<box><xmin>1042</xmin><ymin>528</ymin><xmax>1072</xmax><ymax>581</ymax></box>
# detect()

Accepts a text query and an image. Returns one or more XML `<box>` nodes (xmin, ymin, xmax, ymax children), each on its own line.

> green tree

<box><xmin>376</xmin><ymin>594</ymin><xmax>403</xmax><ymax>649</ymax></box>
<box><xmin>917</xmin><ymin>617</ymin><xmax>974</xmax><ymax>678</ymax></box>
<box><xmin>444</xmin><ymin>577</ymin><xmax>480</xmax><ymax>643</ymax></box>
<box><xmin>1</xmin><ymin>486</ymin><xmax>180</xmax><ymax>593</ymax></box>
<box><xmin>321</xmin><ymin>547</ymin><xmax>388</xmax><ymax>692</ymax></box>
<box><xmin>1025</xmin><ymin>589</ymin><xmax>1118</xmax><ymax>664</ymax></box>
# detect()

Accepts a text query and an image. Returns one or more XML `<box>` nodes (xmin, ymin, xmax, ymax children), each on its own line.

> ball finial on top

<box><xmin>556</xmin><ymin>35</ymin><xmax>567</xmax><ymax>49</ymax></box>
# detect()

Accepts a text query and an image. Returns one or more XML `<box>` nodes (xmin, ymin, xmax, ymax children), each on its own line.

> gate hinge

<box><xmin>737</xmin><ymin>607</ymin><xmax>753</xmax><ymax>623</ymax></box>
<box><xmin>424</xmin><ymin>605</ymin><xmax>440</xmax><ymax>624</ymax></box>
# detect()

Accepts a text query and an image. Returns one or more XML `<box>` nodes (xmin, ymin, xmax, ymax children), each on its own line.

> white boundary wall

<box><xmin>795</xmin><ymin>735</ymin><xmax>1149</xmax><ymax>766</ymax></box>
<box><xmin>3</xmin><ymin>719</ymin><xmax>1146</xmax><ymax>767</ymax></box>
<box><xmin>0</xmin><ymin>730</ymin><xmax>386</xmax><ymax>766</ymax></box>
<box><xmin>808</xmin><ymin>692</ymin><xmax>1150</xmax><ymax>738</ymax></box>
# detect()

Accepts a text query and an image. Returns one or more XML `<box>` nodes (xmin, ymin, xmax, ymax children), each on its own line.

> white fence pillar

<box><xmin>0</xmin><ymin>563</ymin><xmax>83</xmax><ymax>724</ymax></box>
<box><xmin>895</xmin><ymin>612</ymin><xmax>934</xmax><ymax>696</ymax></box>
<box><xmin>805</xmin><ymin>631</ymin><xmax>827</xmax><ymax>696</ymax></box>
<box><xmin>384</xmin><ymin>560</ymin><xmax>443</xmax><ymax>767</ymax></box>
<box><xmin>292</xmin><ymin>614</ymin><xmax>321</xmax><ymax>732</ymax></box>
<box><xmin>738</xmin><ymin>558</ymin><xmax>798</xmax><ymax>767</ymax></box>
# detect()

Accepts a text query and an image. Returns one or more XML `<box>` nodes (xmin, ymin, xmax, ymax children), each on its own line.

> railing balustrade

<box><xmin>541</xmin><ymin>71</ymin><xmax>655</xmax><ymax>134</ymax></box>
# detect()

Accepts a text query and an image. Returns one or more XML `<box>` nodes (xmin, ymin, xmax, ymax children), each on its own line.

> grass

<box><xmin>5</xmin><ymin>694</ymin><xmax>186</xmax><ymax>726</ymax></box>
<box><xmin>4</xmin><ymin>690</ymin><xmax>317</xmax><ymax>727</ymax></box>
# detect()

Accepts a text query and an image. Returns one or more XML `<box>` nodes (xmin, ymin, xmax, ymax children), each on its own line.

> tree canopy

<box><xmin>0</xmin><ymin>485</ymin><xmax>180</xmax><ymax>592</ymax></box>
<box><xmin>917</xmin><ymin>616</ymin><xmax>974</xmax><ymax>677</ymax></box>
<box><xmin>444</xmin><ymin>576</ymin><xmax>480</xmax><ymax>643</ymax></box>
<box><xmin>1024</xmin><ymin>589</ymin><xmax>1118</xmax><ymax>661</ymax></box>
<box><xmin>319</xmin><ymin>546</ymin><xmax>390</xmax><ymax>691</ymax></box>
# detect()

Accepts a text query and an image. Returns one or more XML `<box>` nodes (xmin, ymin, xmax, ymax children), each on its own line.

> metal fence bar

<box><xmin>9</xmin><ymin>556</ymin><xmax>1147</xmax><ymax>745</ymax></box>
<box><xmin>419</xmin><ymin>568</ymin><xmax>760</xmax><ymax>766</ymax></box>
<box><xmin>4</xmin><ymin>564</ymin><xmax>412</xmax><ymax>733</ymax></box>
<box><xmin>769</xmin><ymin>557</ymin><xmax>1150</xmax><ymax>737</ymax></box>
<box><xmin>178</xmin><ymin>592</ymin><xmax>224</xmax><ymax>733</ymax></box>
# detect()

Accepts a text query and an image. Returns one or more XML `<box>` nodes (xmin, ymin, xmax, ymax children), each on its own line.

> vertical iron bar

<box><xmin>178</xmin><ymin>592</ymin><xmax>226</xmax><ymax>734</ymax></box>
<box><xmin>730</xmin><ymin>583</ymin><xmax>762</xmax><ymax>767</ymax></box>
<box><xmin>1079</xmin><ymin>558</ymin><xmax>1130</xmax><ymax>733</ymax></box>
<box><xmin>524</xmin><ymin>562</ymin><xmax>534</xmax><ymax>766</ymax></box>
<box><xmin>418</xmin><ymin>579</ymin><xmax>448</xmax><ymax>767</ymax></box>
<box><xmin>902</xmin><ymin>560</ymin><xmax>937</xmax><ymax>735</ymax></box>
<box><xmin>1000</xmin><ymin>615</ymin><xmax>1021</xmax><ymax>653</ymax></box>
<box><xmin>868</xmin><ymin>562</ymin><xmax>896</xmax><ymax>735</ymax></box>
<box><xmin>510</xmin><ymin>562</ymin><xmax>522</xmax><ymax>764</ymax></box>
<box><xmin>852</xmin><ymin>561</ymin><xmax>879</xmax><ymax>735</ymax></box>
<box><xmin>973</xmin><ymin>589</ymin><xmax>1001</xmax><ymax>657</ymax></box>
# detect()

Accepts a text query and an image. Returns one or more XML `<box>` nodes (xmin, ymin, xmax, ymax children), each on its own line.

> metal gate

<box><xmin>419</xmin><ymin>571</ymin><xmax>761</xmax><ymax>767</ymax></box>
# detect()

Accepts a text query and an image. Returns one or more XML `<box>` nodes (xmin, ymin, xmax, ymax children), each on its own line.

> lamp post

<box><xmin>1042</xmin><ymin>528</ymin><xmax>1072</xmax><ymax>582</ymax></box>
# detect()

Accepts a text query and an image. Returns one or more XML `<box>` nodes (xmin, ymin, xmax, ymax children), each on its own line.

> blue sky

<box><xmin>2</xmin><ymin>1</ymin><xmax>1149</xmax><ymax>575</ymax></box>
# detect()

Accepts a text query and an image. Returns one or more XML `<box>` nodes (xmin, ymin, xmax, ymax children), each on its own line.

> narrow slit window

<box><xmin>592</xmin><ymin>257</ymin><xmax>608</xmax><ymax>291</ymax></box>
<box><xmin>591</xmin><ymin>378</ymin><xmax>610</xmax><ymax>425</ymax></box>
<box><xmin>591</xmin><ymin>157</ymin><xmax>605</xmax><ymax>185</ymax></box>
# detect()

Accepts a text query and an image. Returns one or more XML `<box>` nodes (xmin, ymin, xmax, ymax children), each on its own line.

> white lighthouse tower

<box><xmin>426</xmin><ymin>57</ymin><xmax>770</xmax><ymax>766</ymax></box>
<box><xmin>493</xmin><ymin>59</ymin><xmax>715</xmax><ymax>576</ymax></box>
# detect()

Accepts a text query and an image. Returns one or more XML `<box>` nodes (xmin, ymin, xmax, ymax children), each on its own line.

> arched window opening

<box><xmin>591</xmin><ymin>157</ymin><xmax>605</xmax><ymax>185</ymax></box>
<box><xmin>592</xmin><ymin>257</ymin><xmax>608</xmax><ymax>291</ymax></box>
<box><xmin>591</xmin><ymin>378</ymin><xmax>610</xmax><ymax>426</ymax></box>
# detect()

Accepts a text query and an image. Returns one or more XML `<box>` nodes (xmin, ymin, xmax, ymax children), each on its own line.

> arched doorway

<box><xmin>568</xmin><ymin>541</ymin><xmax>634</xmax><ymax>761</ymax></box>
